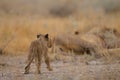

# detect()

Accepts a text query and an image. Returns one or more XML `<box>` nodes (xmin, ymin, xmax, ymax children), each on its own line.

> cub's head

<box><xmin>37</xmin><ymin>33</ymin><xmax>53</xmax><ymax>48</ymax></box>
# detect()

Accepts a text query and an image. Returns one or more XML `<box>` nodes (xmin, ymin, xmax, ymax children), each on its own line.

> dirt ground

<box><xmin>0</xmin><ymin>54</ymin><xmax>120</xmax><ymax>80</ymax></box>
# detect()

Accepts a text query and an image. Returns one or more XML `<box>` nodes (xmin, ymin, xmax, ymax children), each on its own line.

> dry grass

<box><xmin>0</xmin><ymin>11</ymin><xmax>120</xmax><ymax>55</ymax></box>
<box><xmin>0</xmin><ymin>15</ymin><xmax>120</xmax><ymax>80</ymax></box>
<box><xmin>1</xmin><ymin>1</ymin><xmax>120</xmax><ymax>80</ymax></box>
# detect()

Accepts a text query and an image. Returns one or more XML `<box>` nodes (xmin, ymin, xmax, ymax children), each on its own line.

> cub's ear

<box><xmin>37</xmin><ymin>34</ymin><xmax>41</xmax><ymax>38</ymax></box>
<box><xmin>74</xmin><ymin>31</ymin><xmax>79</xmax><ymax>35</ymax></box>
<box><xmin>45</xmin><ymin>34</ymin><xmax>49</xmax><ymax>39</ymax></box>
<box><xmin>113</xmin><ymin>28</ymin><xmax>117</xmax><ymax>33</ymax></box>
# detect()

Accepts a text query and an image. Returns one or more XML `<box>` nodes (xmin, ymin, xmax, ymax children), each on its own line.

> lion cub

<box><xmin>24</xmin><ymin>34</ymin><xmax>53</xmax><ymax>74</ymax></box>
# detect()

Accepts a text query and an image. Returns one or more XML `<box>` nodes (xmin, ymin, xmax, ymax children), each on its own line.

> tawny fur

<box><xmin>24</xmin><ymin>34</ymin><xmax>53</xmax><ymax>74</ymax></box>
<box><xmin>75</xmin><ymin>27</ymin><xmax>120</xmax><ymax>49</ymax></box>
<box><xmin>53</xmin><ymin>34</ymin><xmax>96</xmax><ymax>55</ymax></box>
<box><xmin>87</xmin><ymin>27</ymin><xmax>120</xmax><ymax>48</ymax></box>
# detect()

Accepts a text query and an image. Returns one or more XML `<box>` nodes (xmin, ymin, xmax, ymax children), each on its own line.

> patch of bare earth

<box><xmin>0</xmin><ymin>54</ymin><xmax>120</xmax><ymax>80</ymax></box>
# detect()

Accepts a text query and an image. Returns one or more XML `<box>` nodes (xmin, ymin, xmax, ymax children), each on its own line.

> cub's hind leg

<box><xmin>35</xmin><ymin>55</ymin><xmax>41</xmax><ymax>74</ymax></box>
<box><xmin>44</xmin><ymin>52</ymin><xmax>53</xmax><ymax>71</ymax></box>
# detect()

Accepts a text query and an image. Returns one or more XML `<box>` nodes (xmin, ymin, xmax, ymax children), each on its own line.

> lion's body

<box><xmin>24</xmin><ymin>34</ymin><xmax>53</xmax><ymax>74</ymax></box>
<box><xmin>53</xmin><ymin>34</ymin><xmax>95</xmax><ymax>54</ymax></box>
<box><xmin>88</xmin><ymin>27</ymin><xmax>120</xmax><ymax>48</ymax></box>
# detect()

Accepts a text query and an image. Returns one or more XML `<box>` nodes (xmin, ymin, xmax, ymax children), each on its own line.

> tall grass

<box><xmin>0</xmin><ymin>13</ymin><xmax>120</xmax><ymax>54</ymax></box>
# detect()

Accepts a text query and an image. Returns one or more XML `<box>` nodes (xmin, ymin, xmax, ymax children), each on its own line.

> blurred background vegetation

<box><xmin>0</xmin><ymin>0</ymin><xmax>120</xmax><ymax>54</ymax></box>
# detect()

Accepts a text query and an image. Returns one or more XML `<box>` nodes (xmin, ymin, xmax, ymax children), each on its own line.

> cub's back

<box><xmin>29</xmin><ymin>39</ymin><xmax>48</xmax><ymax>55</ymax></box>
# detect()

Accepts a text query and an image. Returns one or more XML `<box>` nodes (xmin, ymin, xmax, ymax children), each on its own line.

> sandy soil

<box><xmin>0</xmin><ymin>54</ymin><xmax>120</xmax><ymax>80</ymax></box>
